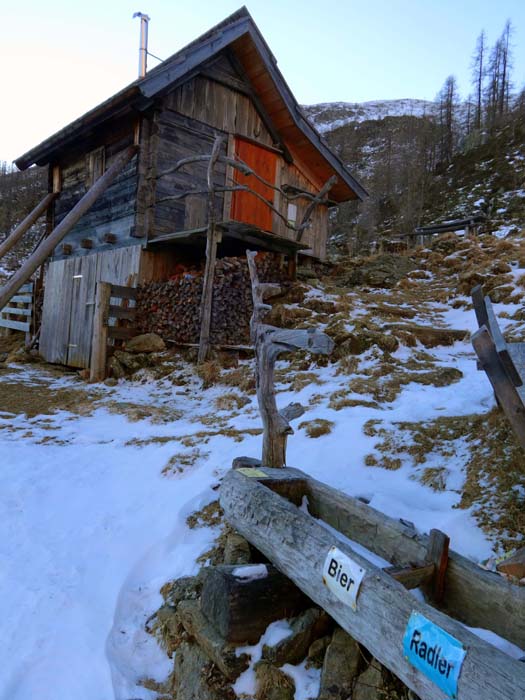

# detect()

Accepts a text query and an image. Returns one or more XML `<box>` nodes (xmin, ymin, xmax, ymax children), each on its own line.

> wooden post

<box><xmin>89</xmin><ymin>282</ymin><xmax>111</xmax><ymax>382</ymax></box>
<box><xmin>221</xmin><ymin>468</ymin><xmax>525</xmax><ymax>700</ymax></box>
<box><xmin>246</xmin><ymin>250</ymin><xmax>333</xmax><ymax>467</ymax></box>
<box><xmin>0</xmin><ymin>145</ymin><xmax>138</xmax><ymax>312</ymax></box>
<box><xmin>0</xmin><ymin>193</ymin><xmax>57</xmax><ymax>263</ymax></box>
<box><xmin>198</xmin><ymin>136</ymin><xmax>224</xmax><ymax>363</ymax></box>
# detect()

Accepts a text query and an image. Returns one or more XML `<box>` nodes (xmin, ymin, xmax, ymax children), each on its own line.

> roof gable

<box><xmin>15</xmin><ymin>7</ymin><xmax>366</xmax><ymax>201</ymax></box>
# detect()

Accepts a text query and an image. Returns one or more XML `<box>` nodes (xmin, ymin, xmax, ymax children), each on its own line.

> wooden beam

<box><xmin>198</xmin><ymin>135</ymin><xmax>224</xmax><ymax>363</ymax></box>
<box><xmin>0</xmin><ymin>193</ymin><xmax>57</xmax><ymax>263</ymax></box>
<box><xmin>89</xmin><ymin>281</ymin><xmax>111</xmax><ymax>382</ymax></box>
<box><xmin>0</xmin><ymin>145</ymin><xmax>138</xmax><ymax>312</ymax></box>
<box><xmin>109</xmin><ymin>284</ymin><xmax>138</xmax><ymax>300</ymax></box>
<box><xmin>221</xmin><ymin>468</ymin><xmax>525</xmax><ymax>700</ymax></box>
<box><xmin>302</xmin><ymin>470</ymin><xmax>525</xmax><ymax>647</ymax></box>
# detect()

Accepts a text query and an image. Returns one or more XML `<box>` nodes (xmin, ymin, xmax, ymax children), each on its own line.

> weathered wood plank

<box><xmin>221</xmin><ymin>469</ymin><xmax>525</xmax><ymax>700</ymax></box>
<box><xmin>109</xmin><ymin>284</ymin><xmax>138</xmax><ymax>300</ymax></box>
<box><xmin>200</xmin><ymin>564</ymin><xmax>309</xmax><ymax>644</ymax></box>
<box><xmin>108</xmin><ymin>305</ymin><xmax>136</xmax><ymax>320</ymax></box>
<box><xmin>90</xmin><ymin>282</ymin><xmax>111</xmax><ymax>382</ymax></box>
<box><xmin>303</xmin><ymin>470</ymin><xmax>525</xmax><ymax>647</ymax></box>
<box><xmin>472</xmin><ymin>325</ymin><xmax>525</xmax><ymax>450</ymax></box>
<box><xmin>484</xmin><ymin>294</ymin><xmax>522</xmax><ymax>386</ymax></box>
<box><xmin>0</xmin><ymin>319</ymin><xmax>30</xmax><ymax>332</ymax></box>
<box><xmin>1</xmin><ymin>307</ymin><xmax>32</xmax><ymax>317</ymax></box>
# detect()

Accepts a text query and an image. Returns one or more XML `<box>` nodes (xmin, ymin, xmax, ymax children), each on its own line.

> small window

<box><xmin>86</xmin><ymin>146</ymin><xmax>105</xmax><ymax>187</ymax></box>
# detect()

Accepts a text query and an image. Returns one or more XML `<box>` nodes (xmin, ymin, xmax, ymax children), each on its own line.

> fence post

<box><xmin>90</xmin><ymin>282</ymin><xmax>111</xmax><ymax>382</ymax></box>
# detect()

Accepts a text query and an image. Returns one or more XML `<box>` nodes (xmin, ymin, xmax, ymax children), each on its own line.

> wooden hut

<box><xmin>10</xmin><ymin>7</ymin><xmax>365</xmax><ymax>369</ymax></box>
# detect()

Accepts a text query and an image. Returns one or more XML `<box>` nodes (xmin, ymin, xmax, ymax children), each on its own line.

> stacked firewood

<box><xmin>135</xmin><ymin>253</ymin><xmax>287</xmax><ymax>345</ymax></box>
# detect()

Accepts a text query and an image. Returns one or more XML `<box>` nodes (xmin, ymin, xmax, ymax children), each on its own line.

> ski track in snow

<box><xmin>0</xmin><ymin>287</ymin><xmax>522</xmax><ymax>699</ymax></box>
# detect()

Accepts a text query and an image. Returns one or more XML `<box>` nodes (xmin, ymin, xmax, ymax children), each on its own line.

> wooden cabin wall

<box><xmin>50</xmin><ymin>120</ymin><xmax>138</xmax><ymax>260</ymax></box>
<box><xmin>272</xmin><ymin>158</ymin><xmax>329</xmax><ymax>260</ymax></box>
<box><xmin>152</xmin><ymin>54</ymin><xmax>275</xmax><ymax>239</ymax></box>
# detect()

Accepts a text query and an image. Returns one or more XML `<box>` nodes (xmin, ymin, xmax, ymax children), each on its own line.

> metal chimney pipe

<box><xmin>133</xmin><ymin>12</ymin><xmax>150</xmax><ymax>78</ymax></box>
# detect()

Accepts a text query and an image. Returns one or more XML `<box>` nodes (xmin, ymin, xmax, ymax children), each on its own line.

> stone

<box><xmin>176</xmin><ymin>600</ymin><xmax>249</xmax><ymax>680</ymax></box>
<box><xmin>223</xmin><ymin>532</ymin><xmax>251</xmax><ymax>565</ymax></box>
<box><xmin>114</xmin><ymin>350</ymin><xmax>150</xmax><ymax>372</ymax></box>
<box><xmin>497</xmin><ymin>547</ymin><xmax>525</xmax><ymax>579</ymax></box>
<box><xmin>161</xmin><ymin>575</ymin><xmax>202</xmax><ymax>607</ymax></box>
<box><xmin>319</xmin><ymin>628</ymin><xmax>362</xmax><ymax>700</ymax></box>
<box><xmin>104</xmin><ymin>377</ymin><xmax>118</xmax><ymax>387</ymax></box>
<box><xmin>262</xmin><ymin>608</ymin><xmax>333</xmax><ymax>666</ymax></box>
<box><xmin>107</xmin><ymin>355</ymin><xmax>126</xmax><ymax>379</ymax></box>
<box><xmin>125</xmin><ymin>332</ymin><xmax>166</xmax><ymax>354</ymax></box>
<box><xmin>341</xmin><ymin>254</ymin><xmax>416</xmax><ymax>289</ymax></box>
<box><xmin>174</xmin><ymin>640</ymin><xmax>235</xmax><ymax>700</ymax></box>
<box><xmin>307</xmin><ymin>635</ymin><xmax>331</xmax><ymax>668</ymax></box>
<box><xmin>254</xmin><ymin>661</ymin><xmax>296</xmax><ymax>700</ymax></box>
<box><xmin>353</xmin><ymin>662</ymin><xmax>385</xmax><ymax>700</ymax></box>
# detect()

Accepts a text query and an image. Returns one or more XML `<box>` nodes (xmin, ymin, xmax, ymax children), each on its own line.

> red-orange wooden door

<box><xmin>231</xmin><ymin>138</ymin><xmax>278</xmax><ymax>231</ymax></box>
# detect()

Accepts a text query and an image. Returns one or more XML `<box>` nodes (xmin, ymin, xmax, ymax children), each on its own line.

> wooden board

<box><xmin>221</xmin><ymin>468</ymin><xmax>525</xmax><ymax>700</ymax></box>
<box><xmin>40</xmin><ymin>246</ymin><xmax>142</xmax><ymax>367</ymax></box>
<box><xmin>231</xmin><ymin>137</ymin><xmax>277</xmax><ymax>231</ymax></box>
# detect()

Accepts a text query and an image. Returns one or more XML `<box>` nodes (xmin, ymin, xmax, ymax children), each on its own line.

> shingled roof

<box><xmin>15</xmin><ymin>7</ymin><xmax>366</xmax><ymax>201</ymax></box>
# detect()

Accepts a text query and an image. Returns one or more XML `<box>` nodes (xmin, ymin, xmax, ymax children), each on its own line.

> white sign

<box><xmin>322</xmin><ymin>546</ymin><xmax>366</xmax><ymax>610</ymax></box>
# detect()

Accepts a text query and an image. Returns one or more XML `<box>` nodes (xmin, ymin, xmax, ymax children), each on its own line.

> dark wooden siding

<box><xmin>51</xmin><ymin>123</ymin><xmax>138</xmax><ymax>259</ymax></box>
<box><xmin>154</xmin><ymin>111</ymin><xmax>227</xmax><ymax>235</ymax></box>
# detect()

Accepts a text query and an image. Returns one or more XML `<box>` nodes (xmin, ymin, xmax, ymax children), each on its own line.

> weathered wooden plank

<box><xmin>0</xmin><ymin>319</ymin><xmax>30</xmax><ymax>331</ymax></box>
<box><xmin>303</xmin><ymin>471</ymin><xmax>525</xmax><ymax>647</ymax></box>
<box><xmin>108</xmin><ymin>305</ymin><xmax>136</xmax><ymax>320</ymax></box>
<box><xmin>9</xmin><ymin>295</ymin><xmax>33</xmax><ymax>304</ymax></box>
<box><xmin>67</xmin><ymin>254</ymin><xmax>99</xmax><ymax>368</ymax></box>
<box><xmin>472</xmin><ymin>325</ymin><xmax>525</xmax><ymax>450</ymax></box>
<box><xmin>484</xmin><ymin>295</ymin><xmax>522</xmax><ymax>386</ymax></box>
<box><xmin>221</xmin><ymin>469</ymin><xmax>525</xmax><ymax>700</ymax></box>
<box><xmin>39</xmin><ymin>257</ymin><xmax>76</xmax><ymax>364</ymax></box>
<box><xmin>471</xmin><ymin>285</ymin><xmax>489</xmax><ymax>329</ymax></box>
<box><xmin>109</xmin><ymin>284</ymin><xmax>138</xmax><ymax>300</ymax></box>
<box><xmin>200</xmin><ymin>564</ymin><xmax>309</xmax><ymax>644</ymax></box>
<box><xmin>107</xmin><ymin>326</ymin><xmax>139</xmax><ymax>340</ymax></box>
<box><xmin>1</xmin><ymin>307</ymin><xmax>32</xmax><ymax>317</ymax></box>
<box><xmin>90</xmin><ymin>281</ymin><xmax>111</xmax><ymax>382</ymax></box>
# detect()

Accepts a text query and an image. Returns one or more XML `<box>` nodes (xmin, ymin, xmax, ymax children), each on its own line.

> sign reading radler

<box><xmin>403</xmin><ymin>611</ymin><xmax>466</xmax><ymax>698</ymax></box>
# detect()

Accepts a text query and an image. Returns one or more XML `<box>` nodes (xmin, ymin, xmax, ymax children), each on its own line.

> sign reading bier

<box><xmin>322</xmin><ymin>546</ymin><xmax>366</xmax><ymax>610</ymax></box>
<box><xmin>403</xmin><ymin>611</ymin><xmax>466</xmax><ymax>698</ymax></box>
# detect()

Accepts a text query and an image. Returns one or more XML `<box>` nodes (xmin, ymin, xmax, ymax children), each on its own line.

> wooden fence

<box><xmin>90</xmin><ymin>282</ymin><xmax>139</xmax><ymax>381</ymax></box>
<box><xmin>0</xmin><ymin>282</ymin><xmax>33</xmax><ymax>341</ymax></box>
<box><xmin>220</xmin><ymin>466</ymin><xmax>525</xmax><ymax>700</ymax></box>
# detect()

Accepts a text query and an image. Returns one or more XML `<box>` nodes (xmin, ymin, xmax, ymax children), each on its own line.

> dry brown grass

<box><xmin>0</xmin><ymin>376</ymin><xmax>101</xmax><ymax>418</ymax></box>
<box><xmin>214</xmin><ymin>392</ymin><xmax>250</xmax><ymax>411</ymax></box>
<box><xmin>196</xmin><ymin>360</ymin><xmax>222</xmax><ymax>388</ymax></box>
<box><xmin>221</xmin><ymin>365</ymin><xmax>256</xmax><ymax>394</ymax></box>
<box><xmin>298</xmin><ymin>418</ymin><xmax>334</xmax><ymax>438</ymax></box>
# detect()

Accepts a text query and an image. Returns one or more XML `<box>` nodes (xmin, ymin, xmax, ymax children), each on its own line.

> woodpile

<box><xmin>136</xmin><ymin>253</ymin><xmax>288</xmax><ymax>345</ymax></box>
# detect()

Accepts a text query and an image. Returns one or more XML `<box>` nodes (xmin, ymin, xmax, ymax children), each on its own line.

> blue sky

<box><xmin>2</xmin><ymin>0</ymin><xmax>525</xmax><ymax>163</ymax></box>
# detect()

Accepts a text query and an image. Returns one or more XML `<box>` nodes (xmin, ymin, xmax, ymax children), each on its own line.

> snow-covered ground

<box><xmin>0</xmin><ymin>258</ymin><xmax>523</xmax><ymax>699</ymax></box>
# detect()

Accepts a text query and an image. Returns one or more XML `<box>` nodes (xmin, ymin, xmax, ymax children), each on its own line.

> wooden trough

<box><xmin>220</xmin><ymin>466</ymin><xmax>525</xmax><ymax>700</ymax></box>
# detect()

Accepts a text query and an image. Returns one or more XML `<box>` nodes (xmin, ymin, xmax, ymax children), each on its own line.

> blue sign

<box><xmin>403</xmin><ymin>611</ymin><xmax>466</xmax><ymax>699</ymax></box>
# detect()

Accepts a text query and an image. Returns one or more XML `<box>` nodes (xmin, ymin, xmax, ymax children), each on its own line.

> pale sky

<box><xmin>3</xmin><ymin>0</ymin><xmax>525</xmax><ymax>165</ymax></box>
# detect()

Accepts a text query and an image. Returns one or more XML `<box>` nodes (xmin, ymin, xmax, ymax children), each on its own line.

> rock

<box><xmin>174</xmin><ymin>640</ymin><xmax>235</xmax><ymax>700</ymax></box>
<box><xmin>262</xmin><ymin>608</ymin><xmax>333</xmax><ymax>666</ymax></box>
<box><xmin>104</xmin><ymin>377</ymin><xmax>118</xmax><ymax>387</ymax></box>
<box><xmin>223</xmin><ymin>532</ymin><xmax>251</xmax><ymax>565</ymax></box>
<box><xmin>154</xmin><ymin>603</ymin><xmax>183</xmax><ymax>656</ymax></box>
<box><xmin>431</xmin><ymin>233</ymin><xmax>461</xmax><ymax>255</ymax></box>
<box><xmin>497</xmin><ymin>547</ymin><xmax>525</xmax><ymax>579</ymax></box>
<box><xmin>161</xmin><ymin>575</ymin><xmax>202</xmax><ymax>607</ymax></box>
<box><xmin>342</xmin><ymin>254</ymin><xmax>416</xmax><ymax>289</ymax></box>
<box><xmin>107</xmin><ymin>355</ymin><xmax>126</xmax><ymax>379</ymax></box>
<box><xmin>319</xmin><ymin>628</ymin><xmax>362</xmax><ymax>700</ymax></box>
<box><xmin>125</xmin><ymin>332</ymin><xmax>166</xmax><ymax>354</ymax></box>
<box><xmin>307</xmin><ymin>635</ymin><xmax>331</xmax><ymax>668</ymax></box>
<box><xmin>353</xmin><ymin>662</ymin><xmax>385</xmax><ymax>700</ymax></box>
<box><xmin>176</xmin><ymin>600</ymin><xmax>249</xmax><ymax>680</ymax></box>
<box><xmin>254</xmin><ymin>661</ymin><xmax>295</xmax><ymax>700</ymax></box>
<box><xmin>114</xmin><ymin>350</ymin><xmax>150</xmax><ymax>372</ymax></box>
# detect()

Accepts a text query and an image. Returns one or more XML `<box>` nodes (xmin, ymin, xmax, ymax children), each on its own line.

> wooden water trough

<box><xmin>220</xmin><ymin>466</ymin><xmax>525</xmax><ymax>700</ymax></box>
